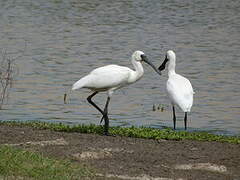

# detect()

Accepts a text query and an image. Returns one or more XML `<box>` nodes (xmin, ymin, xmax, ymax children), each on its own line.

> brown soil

<box><xmin>0</xmin><ymin>125</ymin><xmax>239</xmax><ymax>180</ymax></box>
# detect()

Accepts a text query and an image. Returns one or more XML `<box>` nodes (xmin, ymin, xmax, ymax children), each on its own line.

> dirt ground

<box><xmin>0</xmin><ymin>125</ymin><xmax>239</xmax><ymax>180</ymax></box>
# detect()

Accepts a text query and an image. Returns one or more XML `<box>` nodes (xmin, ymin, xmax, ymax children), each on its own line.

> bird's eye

<box><xmin>140</xmin><ymin>54</ymin><xmax>146</xmax><ymax>60</ymax></box>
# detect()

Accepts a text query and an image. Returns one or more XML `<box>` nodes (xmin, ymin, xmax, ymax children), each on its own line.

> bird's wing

<box><xmin>85</xmin><ymin>65</ymin><xmax>132</xmax><ymax>90</ymax></box>
<box><xmin>90</xmin><ymin>65</ymin><xmax>129</xmax><ymax>75</ymax></box>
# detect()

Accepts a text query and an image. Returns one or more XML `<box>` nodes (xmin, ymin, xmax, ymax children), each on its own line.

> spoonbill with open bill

<box><xmin>68</xmin><ymin>51</ymin><xmax>161</xmax><ymax>135</ymax></box>
<box><xmin>158</xmin><ymin>50</ymin><xmax>194</xmax><ymax>130</ymax></box>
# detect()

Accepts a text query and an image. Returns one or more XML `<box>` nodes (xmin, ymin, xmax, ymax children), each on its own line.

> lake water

<box><xmin>0</xmin><ymin>0</ymin><xmax>239</xmax><ymax>135</ymax></box>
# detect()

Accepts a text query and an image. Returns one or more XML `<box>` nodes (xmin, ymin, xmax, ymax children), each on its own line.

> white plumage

<box><xmin>72</xmin><ymin>65</ymin><xmax>136</xmax><ymax>94</ymax></box>
<box><xmin>71</xmin><ymin>50</ymin><xmax>161</xmax><ymax>135</ymax></box>
<box><xmin>167</xmin><ymin>73</ymin><xmax>193</xmax><ymax>112</ymax></box>
<box><xmin>158</xmin><ymin>50</ymin><xmax>194</xmax><ymax>130</ymax></box>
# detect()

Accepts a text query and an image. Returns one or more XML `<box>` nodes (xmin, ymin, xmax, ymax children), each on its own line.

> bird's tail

<box><xmin>72</xmin><ymin>75</ymin><xmax>90</xmax><ymax>90</ymax></box>
<box><xmin>64</xmin><ymin>76</ymin><xmax>91</xmax><ymax>104</ymax></box>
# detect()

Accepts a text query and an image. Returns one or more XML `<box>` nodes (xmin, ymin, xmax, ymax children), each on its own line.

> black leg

<box><xmin>184</xmin><ymin>112</ymin><xmax>187</xmax><ymax>130</ymax></box>
<box><xmin>87</xmin><ymin>92</ymin><xmax>111</xmax><ymax>135</ymax></box>
<box><xmin>172</xmin><ymin>105</ymin><xmax>176</xmax><ymax>130</ymax></box>
<box><xmin>87</xmin><ymin>92</ymin><xmax>104</xmax><ymax>115</ymax></box>
<box><xmin>102</xmin><ymin>97</ymin><xmax>110</xmax><ymax>135</ymax></box>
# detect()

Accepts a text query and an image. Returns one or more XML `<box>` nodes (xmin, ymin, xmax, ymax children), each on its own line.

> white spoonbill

<box><xmin>158</xmin><ymin>50</ymin><xmax>194</xmax><ymax>130</ymax></box>
<box><xmin>70</xmin><ymin>51</ymin><xmax>161</xmax><ymax>135</ymax></box>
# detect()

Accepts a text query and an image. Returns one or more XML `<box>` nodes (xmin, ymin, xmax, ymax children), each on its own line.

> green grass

<box><xmin>0</xmin><ymin>146</ymin><xmax>94</xmax><ymax>180</ymax></box>
<box><xmin>1</xmin><ymin>121</ymin><xmax>239</xmax><ymax>144</ymax></box>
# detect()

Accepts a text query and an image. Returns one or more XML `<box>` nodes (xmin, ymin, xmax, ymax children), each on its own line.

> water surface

<box><xmin>0</xmin><ymin>0</ymin><xmax>239</xmax><ymax>135</ymax></box>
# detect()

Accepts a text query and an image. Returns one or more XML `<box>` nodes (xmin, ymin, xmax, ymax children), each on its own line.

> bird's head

<box><xmin>158</xmin><ymin>50</ymin><xmax>175</xmax><ymax>71</ymax></box>
<box><xmin>132</xmin><ymin>50</ymin><xmax>145</xmax><ymax>62</ymax></box>
<box><xmin>132</xmin><ymin>50</ymin><xmax>161</xmax><ymax>75</ymax></box>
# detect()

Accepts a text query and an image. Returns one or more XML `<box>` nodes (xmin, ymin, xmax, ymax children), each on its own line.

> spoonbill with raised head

<box><xmin>158</xmin><ymin>50</ymin><xmax>194</xmax><ymax>130</ymax></box>
<box><xmin>68</xmin><ymin>51</ymin><xmax>161</xmax><ymax>135</ymax></box>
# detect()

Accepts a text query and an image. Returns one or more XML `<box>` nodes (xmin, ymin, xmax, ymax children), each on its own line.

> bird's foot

<box><xmin>103</xmin><ymin>130</ymin><xmax>115</xmax><ymax>137</ymax></box>
<box><xmin>103</xmin><ymin>131</ymin><xmax>110</xmax><ymax>136</ymax></box>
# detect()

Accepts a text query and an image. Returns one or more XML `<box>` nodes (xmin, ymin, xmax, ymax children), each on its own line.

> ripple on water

<box><xmin>0</xmin><ymin>0</ymin><xmax>239</xmax><ymax>136</ymax></box>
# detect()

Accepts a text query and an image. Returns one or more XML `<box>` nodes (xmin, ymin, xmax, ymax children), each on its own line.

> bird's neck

<box><xmin>168</xmin><ymin>58</ymin><xmax>176</xmax><ymax>77</ymax></box>
<box><xmin>129</xmin><ymin>58</ymin><xmax>144</xmax><ymax>83</ymax></box>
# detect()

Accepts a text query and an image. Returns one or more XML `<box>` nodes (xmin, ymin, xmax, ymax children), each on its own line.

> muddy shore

<box><xmin>0</xmin><ymin>125</ymin><xmax>239</xmax><ymax>180</ymax></box>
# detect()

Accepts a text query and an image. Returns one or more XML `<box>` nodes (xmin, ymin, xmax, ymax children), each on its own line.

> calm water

<box><xmin>0</xmin><ymin>0</ymin><xmax>239</xmax><ymax>135</ymax></box>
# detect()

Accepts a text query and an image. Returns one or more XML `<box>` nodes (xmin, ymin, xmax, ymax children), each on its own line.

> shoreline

<box><xmin>0</xmin><ymin>120</ymin><xmax>239</xmax><ymax>144</ymax></box>
<box><xmin>0</xmin><ymin>121</ymin><xmax>239</xmax><ymax>179</ymax></box>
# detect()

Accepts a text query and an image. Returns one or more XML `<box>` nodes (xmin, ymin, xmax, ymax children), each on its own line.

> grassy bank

<box><xmin>1</xmin><ymin>121</ymin><xmax>239</xmax><ymax>144</ymax></box>
<box><xmin>0</xmin><ymin>146</ymin><xmax>94</xmax><ymax>180</ymax></box>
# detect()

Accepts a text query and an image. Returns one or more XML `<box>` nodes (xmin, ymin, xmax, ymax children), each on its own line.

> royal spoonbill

<box><xmin>70</xmin><ymin>51</ymin><xmax>161</xmax><ymax>135</ymax></box>
<box><xmin>158</xmin><ymin>50</ymin><xmax>194</xmax><ymax>130</ymax></box>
